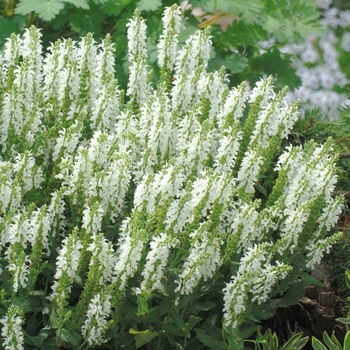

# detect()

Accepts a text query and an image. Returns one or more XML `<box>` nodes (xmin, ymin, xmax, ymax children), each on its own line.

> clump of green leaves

<box><xmin>251</xmin><ymin>328</ymin><xmax>308</xmax><ymax>350</ymax></box>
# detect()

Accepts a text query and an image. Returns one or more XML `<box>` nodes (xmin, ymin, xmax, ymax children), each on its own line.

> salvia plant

<box><xmin>0</xmin><ymin>5</ymin><xmax>345</xmax><ymax>350</ymax></box>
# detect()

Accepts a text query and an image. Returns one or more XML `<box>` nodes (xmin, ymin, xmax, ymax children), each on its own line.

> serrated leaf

<box><xmin>136</xmin><ymin>0</ymin><xmax>161</xmax><ymax>12</ymax></box>
<box><xmin>216</xmin><ymin>0</ymin><xmax>262</xmax><ymax>23</ymax></box>
<box><xmin>61</xmin><ymin>0</ymin><xmax>89</xmax><ymax>9</ymax></box>
<box><xmin>191</xmin><ymin>0</ymin><xmax>215</xmax><ymax>13</ymax></box>
<box><xmin>101</xmin><ymin>0</ymin><xmax>123</xmax><ymax>16</ymax></box>
<box><xmin>15</xmin><ymin>0</ymin><xmax>65</xmax><ymax>21</ymax></box>
<box><xmin>278</xmin><ymin>280</ymin><xmax>309</xmax><ymax>308</ymax></box>
<box><xmin>195</xmin><ymin>328</ymin><xmax>227</xmax><ymax>349</ymax></box>
<box><xmin>163</xmin><ymin>324</ymin><xmax>185</xmax><ymax>336</ymax></box>
<box><xmin>129</xmin><ymin>328</ymin><xmax>158</xmax><ymax>349</ymax></box>
<box><xmin>58</xmin><ymin>328</ymin><xmax>81</xmax><ymax>346</ymax></box>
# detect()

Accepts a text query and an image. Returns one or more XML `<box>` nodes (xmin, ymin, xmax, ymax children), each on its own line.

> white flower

<box><xmin>81</xmin><ymin>293</ymin><xmax>112</xmax><ymax>346</ymax></box>
<box><xmin>175</xmin><ymin>230</ymin><xmax>222</xmax><ymax>296</ymax></box>
<box><xmin>82</xmin><ymin>202</ymin><xmax>105</xmax><ymax>234</ymax></box>
<box><xmin>113</xmin><ymin>218</ymin><xmax>144</xmax><ymax>291</ymax></box>
<box><xmin>249</xmin><ymin>76</ymin><xmax>275</xmax><ymax>107</ymax></box>
<box><xmin>6</xmin><ymin>245</ymin><xmax>31</xmax><ymax>293</ymax></box>
<box><xmin>49</xmin><ymin>230</ymin><xmax>82</xmax><ymax>304</ymax></box>
<box><xmin>236</xmin><ymin>149</ymin><xmax>264</xmax><ymax>194</ymax></box>
<box><xmin>0</xmin><ymin>306</ymin><xmax>24</xmax><ymax>350</ymax></box>
<box><xmin>217</xmin><ymin>81</ymin><xmax>247</xmax><ymax>130</ymax></box>
<box><xmin>137</xmin><ymin>233</ymin><xmax>176</xmax><ymax>296</ymax></box>
<box><xmin>87</xmin><ymin>233</ymin><xmax>116</xmax><ymax>285</ymax></box>
<box><xmin>158</xmin><ymin>5</ymin><xmax>182</xmax><ymax>71</ymax></box>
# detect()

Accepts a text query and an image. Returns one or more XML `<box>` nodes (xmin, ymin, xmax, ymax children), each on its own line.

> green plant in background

<box><xmin>0</xmin><ymin>6</ymin><xmax>345</xmax><ymax>349</ymax></box>
<box><xmin>312</xmin><ymin>331</ymin><xmax>350</xmax><ymax>350</ymax></box>
<box><xmin>0</xmin><ymin>0</ymin><xmax>324</xmax><ymax>91</ymax></box>
<box><xmin>251</xmin><ymin>329</ymin><xmax>308</xmax><ymax>350</ymax></box>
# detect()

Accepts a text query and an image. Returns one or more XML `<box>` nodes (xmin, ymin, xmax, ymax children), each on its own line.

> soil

<box><xmin>261</xmin><ymin>271</ymin><xmax>349</xmax><ymax>349</ymax></box>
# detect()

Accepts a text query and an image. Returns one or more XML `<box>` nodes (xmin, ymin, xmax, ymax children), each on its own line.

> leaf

<box><xmin>278</xmin><ymin>280</ymin><xmax>310</xmax><ymax>308</ymax></box>
<box><xmin>61</xmin><ymin>0</ymin><xmax>89</xmax><ymax>9</ymax></box>
<box><xmin>58</xmin><ymin>328</ymin><xmax>81</xmax><ymax>346</ymax></box>
<box><xmin>255</xmin><ymin>184</ymin><xmax>267</xmax><ymax>197</ymax></box>
<box><xmin>129</xmin><ymin>328</ymin><xmax>158</xmax><ymax>349</ymax></box>
<box><xmin>163</xmin><ymin>324</ymin><xmax>186</xmax><ymax>337</ymax></box>
<box><xmin>337</xmin><ymin>318</ymin><xmax>350</xmax><ymax>325</ymax></box>
<box><xmin>101</xmin><ymin>0</ymin><xmax>123</xmax><ymax>16</ymax></box>
<box><xmin>280</xmin><ymin>332</ymin><xmax>308</xmax><ymax>350</ymax></box>
<box><xmin>323</xmin><ymin>331</ymin><xmax>341</xmax><ymax>350</ymax></box>
<box><xmin>137</xmin><ymin>295</ymin><xmax>149</xmax><ymax>316</ymax></box>
<box><xmin>186</xmin><ymin>316</ymin><xmax>203</xmax><ymax>330</ymax></box>
<box><xmin>136</xmin><ymin>0</ymin><xmax>162</xmax><ymax>12</ymax></box>
<box><xmin>227</xmin><ymin>335</ymin><xmax>245</xmax><ymax>350</ymax></box>
<box><xmin>345</xmin><ymin>270</ymin><xmax>350</xmax><ymax>290</ymax></box>
<box><xmin>0</xmin><ymin>18</ymin><xmax>21</xmax><ymax>47</ymax></box>
<box><xmin>15</xmin><ymin>0</ymin><xmax>65</xmax><ymax>21</ymax></box>
<box><xmin>191</xmin><ymin>0</ymin><xmax>215</xmax><ymax>13</ymax></box>
<box><xmin>195</xmin><ymin>328</ymin><xmax>227</xmax><ymax>349</ymax></box>
<box><xmin>216</xmin><ymin>0</ymin><xmax>262</xmax><ymax>23</ymax></box>
<box><xmin>187</xmin><ymin>301</ymin><xmax>217</xmax><ymax>314</ymax></box>
<box><xmin>331</xmin><ymin>332</ymin><xmax>343</xmax><ymax>349</ymax></box>
<box><xmin>312</xmin><ymin>337</ymin><xmax>328</xmax><ymax>350</ymax></box>
<box><xmin>344</xmin><ymin>330</ymin><xmax>350</xmax><ymax>350</ymax></box>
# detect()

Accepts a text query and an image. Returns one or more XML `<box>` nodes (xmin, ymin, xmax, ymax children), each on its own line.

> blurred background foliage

<box><xmin>0</xmin><ymin>0</ymin><xmax>324</xmax><ymax>90</ymax></box>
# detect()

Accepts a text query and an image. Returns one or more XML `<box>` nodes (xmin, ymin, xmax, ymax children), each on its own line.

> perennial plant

<box><xmin>0</xmin><ymin>5</ymin><xmax>344</xmax><ymax>349</ymax></box>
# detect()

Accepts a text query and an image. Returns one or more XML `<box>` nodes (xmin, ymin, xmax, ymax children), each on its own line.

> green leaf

<box><xmin>101</xmin><ymin>0</ymin><xmax>123</xmax><ymax>16</ymax></box>
<box><xmin>137</xmin><ymin>295</ymin><xmax>149</xmax><ymax>316</ymax></box>
<box><xmin>344</xmin><ymin>331</ymin><xmax>350</xmax><ymax>350</ymax></box>
<box><xmin>186</xmin><ymin>316</ymin><xmax>203</xmax><ymax>330</ymax></box>
<box><xmin>331</xmin><ymin>332</ymin><xmax>343</xmax><ymax>349</ymax></box>
<box><xmin>227</xmin><ymin>335</ymin><xmax>245</xmax><ymax>350</ymax></box>
<box><xmin>58</xmin><ymin>328</ymin><xmax>81</xmax><ymax>346</ymax></box>
<box><xmin>61</xmin><ymin>0</ymin><xmax>89</xmax><ymax>9</ymax></box>
<box><xmin>216</xmin><ymin>0</ymin><xmax>262</xmax><ymax>21</ymax></box>
<box><xmin>345</xmin><ymin>270</ymin><xmax>350</xmax><ymax>290</ymax></box>
<box><xmin>195</xmin><ymin>328</ymin><xmax>227</xmax><ymax>349</ymax></box>
<box><xmin>0</xmin><ymin>18</ymin><xmax>21</xmax><ymax>47</ymax></box>
<box><xmin>280</xmin><ymin>332</ymin><xmax>308</xmax><ymax>350</ymax></box>
<box><xmin>337</xmin><ymin>317</ymin><xmax>350</xmax><ymax>325</ymax></box>
<box><xmin>136</xmin><ymin>0</ymin><xmax>162</xmax><ymax>12</ymax></box>
<box><xmin>323</xmin><ymin>331</ymin><xmax>341</xmax><ymax>350</ymax></box>
<box><xmin>187</xmin><ymin>301</ymin><xmax>217</xmax><ymax>314</ymax></box>
<box><xmin>255</xmin><ymin>184</ymin><xmax>267</xmax><ymax>197</ymax></box>
<box><xmin>278</xmin><ymin>280</ymin><xmax>310</xmax><ymax>308</ymax></box>
<box><xmin>11</xmin><ymin>297</ymin><xmax>31</xmax><ymax>313</ymax></box>
<box><xmin>312</xmin><ymin>337</ymin><xmax>328</xmax><ymax>350</ymax></box>
<box><xmin>190</xmin><ymin>0</ymin><xmax>215</xmax><ymax>12</ymax></box>
<box><xmin>163</xmin><ymin>324</ymin><xmax>185</xmax><ymax>337</ymax></box>
<box><xmin>15</xmin><ymin>0</ymin><xmax>65</xmax><ymax>21</ymax></box>
<box><xmin>129</xmin><ymin>328</ymin><xmax>158</xmax><ymax>349</ymax></box>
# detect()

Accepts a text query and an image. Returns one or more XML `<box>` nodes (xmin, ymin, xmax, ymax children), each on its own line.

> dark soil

<box><xmin>264</xmin><ymin>285</ymin><xmax>348</xmax><ymax>349</ymax></box>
